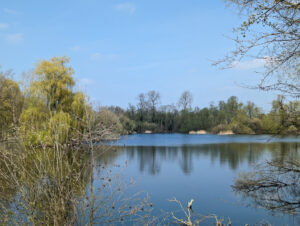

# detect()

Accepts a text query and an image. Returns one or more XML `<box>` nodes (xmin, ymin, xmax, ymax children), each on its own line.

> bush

<box><xmin>210</xmin><ymin>124</ymin><xmax>228</xmax><ymax>134</ymax></box>
<box><xmin>286</xmin><ymin>125</ymin><xmax>298</xmax><ymax>135</ymax></box>
<box><xmin>119</xmin><ymin>115</ymin><xmax>136</xmax><ymax>134</ymax></box>
<box><xmin>230</xmin><ymin>121</ymin><xmax>254</xmax><ymax>134</ymax></box>
<box><xmin>248</xmin><ymin>118</ymin><xmax>263</xmax><ymax>134</ymax></box>
<box><xmin>261</xmin><ymin>114</ymin><xmax>279</xmax><ymax>134</ymax></box>
<box><xmin>93</xmin><ymin>108</ymin><xmax>123</xmax><ymax>140</ymax></box>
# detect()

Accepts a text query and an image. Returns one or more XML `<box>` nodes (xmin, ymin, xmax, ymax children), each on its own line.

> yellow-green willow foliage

<box><xmin>20</xmin><ymin>56</ymin><xmax>91</xmax><ymax>146</ymax></box>
<box><xmin>71</xmin><ymin>92</ymin><xmax>90</xmax><ymax>137</ymax></box>
<box><xmin>32</xmin><ymin>56</ymin><xmax>75</xmax><ymax>112</ymax></box>
<box><xmin>0</xmin><ymin>75</ymin><xmax>23</xmax><ymax>138</ymax></box>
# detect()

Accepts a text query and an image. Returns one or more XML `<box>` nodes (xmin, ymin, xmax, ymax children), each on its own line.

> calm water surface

<box><xmin>97</xmin><ymin>134</ymin><xmax>300</xmax><ymax>225</ymax></box>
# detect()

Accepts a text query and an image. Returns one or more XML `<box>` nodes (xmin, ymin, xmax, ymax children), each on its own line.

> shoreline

<box><xmin>125</xmin><ymin>132</ymin><xmax>300</xmax><ymax>136</ymax></box>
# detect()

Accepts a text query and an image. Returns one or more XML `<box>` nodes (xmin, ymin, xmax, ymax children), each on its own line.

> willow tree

<box><xmin>20</xmin><ymin>56</ymin><xmax>90</xmax><ymax>145</ymax></box>
<box><xmin>0</xmin><ymin>70</ymin><xmax>23</xmax><ymax>138</ymax></box>
<box><xmin>217</xmin><ymin>0</ymin><xmax>300</xmax><ymax>96</ymax></box>
<box><xmin>32</xmin><ymin>56</ymin><xmax>75</xmax><ymax>112</ymax></box>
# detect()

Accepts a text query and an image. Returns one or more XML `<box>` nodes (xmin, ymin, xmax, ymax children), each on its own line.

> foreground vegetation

<box><xmin>0</xmin><ymin>140</ymin><xmax>157</xmax><ymax>225</ymax></box>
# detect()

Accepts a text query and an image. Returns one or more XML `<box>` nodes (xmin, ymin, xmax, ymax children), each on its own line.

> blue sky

<box><xmin>0</xmin><ymin>0</ymin><xmax>280</xmax><ymax>111</ymax></box>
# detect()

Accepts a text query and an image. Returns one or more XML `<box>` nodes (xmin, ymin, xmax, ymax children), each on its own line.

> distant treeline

<box><xmin>108</xmin><ymin>91</ymin><xmax>300</xmax><ymax>135</ymax></box>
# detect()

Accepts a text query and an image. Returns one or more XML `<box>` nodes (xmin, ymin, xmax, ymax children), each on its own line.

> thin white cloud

<box><xmin>79</xmin><ymin>78</ymin><xmax>94</xmax><ymax>86</ymax></box>
<box><xmin>118</xmin><ymin>62</ymin><xmax>161</xmax><ymax>72</ymax></box>
<box><xmin>90</xmin><ymin>53</ymin><xmax>119</xmax><ymax>61</ymax></box>
<box><xmin>70</xmin><ymin>45</ymin><xmax>81</xmax><ymax>52</ymax></box>
<box><xmin>5</xmin><ymin>33</ymin><xmax>23</xmax><ymax>44</ymax></box>
<box><xmin>3</xmin><ymin>8</ymin><xmax>18</xmax><ymax>15</ymax></box>
<box><xmin>115</xmin><ymin>3</ymin><xmax>136</xmax><ymax>14</ymax></box>
<box><xmin>231</xmin><ymin>58</ymin><xmax>270</xmax><ymax>70</ymax></box>
<box><xmin>0</xmin><ymin>23</ymin><xmax>8</xmax><ymax>29</ymax></box>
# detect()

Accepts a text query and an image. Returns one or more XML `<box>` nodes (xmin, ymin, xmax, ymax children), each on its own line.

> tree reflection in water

<box><xmin>233</xmin><ymin>159</ymin><xmax>300</xmax><ymax>215</ymax></box>
<box><xmin>122</xmin><ymin>142</ymin><xmax>300</xmax><ymax>221</ymax></box>
<box><xmin>124</xmin><ymin>143</ymin><xmax>300</xmax><ymax>174</ymax></box>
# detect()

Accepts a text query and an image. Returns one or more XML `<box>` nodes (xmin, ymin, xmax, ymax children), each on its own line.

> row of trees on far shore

<box><xmin>108</xmin><ymin>91</ymin><xmax>300</xmax><ymax>135</ymax></box>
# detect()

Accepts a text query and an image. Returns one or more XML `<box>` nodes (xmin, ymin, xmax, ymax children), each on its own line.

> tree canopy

<box><xmin>32</xmin><ymin>56</ymin><xmax>75</xmax><ymax>111</ymax></box>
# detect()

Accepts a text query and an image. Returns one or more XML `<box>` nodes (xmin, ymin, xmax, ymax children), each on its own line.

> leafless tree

<box><xmin>147</xmin><ymin>90</ymin><xmax>161</xmax><ymax>110</ymax></box>
<box><xmin>215</xmin><ymin>0</ymin><xmax>300</xmax><ymax>96</ymax></box>
<box><xmin>137</xmin><ymin>93</ymin><xmax>149</xmax><ymax>110</ymax></box>
<box><xmin>147</xmin><ymin>90</ymin><xmax>161</xmax><ymax>121</ymax></box>
<box><xmin>178</xmin><ymin>91</ymin><xmax>193</xmax><ymax>111</ymax></box>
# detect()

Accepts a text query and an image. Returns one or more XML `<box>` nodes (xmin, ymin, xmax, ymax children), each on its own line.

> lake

<box><xmin>97</xmin><ymin>134</ymin><xmax>300</xmax><ymax>225</ymax></box>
